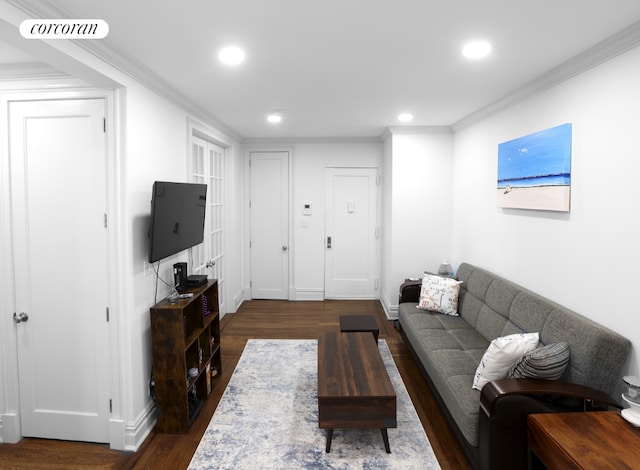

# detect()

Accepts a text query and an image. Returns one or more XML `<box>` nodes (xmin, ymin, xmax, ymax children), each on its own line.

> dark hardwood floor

<box><xmin>0</xmin><ymin>300</ymin><xmax>470</xmax><ymax>470</ymax></box>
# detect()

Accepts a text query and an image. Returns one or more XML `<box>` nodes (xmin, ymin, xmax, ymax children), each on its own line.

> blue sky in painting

<box><xmin>498</xmin><ymin>123</ymin><xmax>572</xmax><ymax>187</ymax></box>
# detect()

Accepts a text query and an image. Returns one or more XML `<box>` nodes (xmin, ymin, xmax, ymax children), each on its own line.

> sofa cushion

<box><xmin>472</xmin><ymin>332</ymin><xmax>540</xmax><ymax>390</ymax></box>
<box><xmin>508</xmin><ymin>342</ymin><xmax>570</xmax><ymax>380</ymax></box>
<box><xmin>398</xmin><ymin>302</ymin><xmax>488</xmax><ymax>446</ymax></box>
<box><xmin>417</xmin><ymin>273</ymin><xmax>463</xmax><ymax>315</ymax></box>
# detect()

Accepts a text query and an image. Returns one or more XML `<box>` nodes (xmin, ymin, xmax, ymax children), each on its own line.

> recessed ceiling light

<box><xmin>267</xmin><ymin>112</ymin><xmax>282</xmax><ymax>123</ymax></box>
<box><xmin>398</xmin><ymin>113</ymin><xmax>413</xmax><ymax>122</ymax></box>
<box><xmin>218</xmin><ymin>46</ymin><xmax>245</xmax><ymax>65</ymax></box>
<box><xmin>462</xmin><ymin>41</ymin><xmax>492</xmax><ymax>59</ymax></box>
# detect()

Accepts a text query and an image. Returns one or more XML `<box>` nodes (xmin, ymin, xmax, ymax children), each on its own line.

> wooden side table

<box><xmin>527</xmin><ymin>411</ymin><xmax>640</xmax><ymax>469</ymax></box>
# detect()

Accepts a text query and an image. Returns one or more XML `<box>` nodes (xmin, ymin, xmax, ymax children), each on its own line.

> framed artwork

<box><xmin>497</xmin><ymin>123</ymin><xmax>572</xmax><ymax>212</ymax></box>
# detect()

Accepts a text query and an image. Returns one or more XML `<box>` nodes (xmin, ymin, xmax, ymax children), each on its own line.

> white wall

<box><xmin>452</xmin><ymin>44</ymin><xmax>640</xmax><ymax>379</ymax></box>
<box><xmin>381</xmin><ymin>130</ymin><xmax>454</xmax><ymax>316</ymax></box>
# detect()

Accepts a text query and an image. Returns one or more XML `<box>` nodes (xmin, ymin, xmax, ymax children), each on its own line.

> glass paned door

<box><xmin>191</xmin><ymin>136</ymin><xmax>226</xmax><ymax>314</ymax></box>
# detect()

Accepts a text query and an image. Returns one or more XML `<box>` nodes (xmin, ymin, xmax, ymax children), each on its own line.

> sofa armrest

<box><xmin>480</xmin><ymin>378</ymin><xmax>620</xmax><ymax>416</ymax></box>
<box><xmin>398</xmin><ymin>280</ymin><xmax>421</xmax><ymax>303</ymax></box>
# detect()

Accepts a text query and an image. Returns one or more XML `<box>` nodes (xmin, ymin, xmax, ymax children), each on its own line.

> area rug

<box><xmin>188</xmin><ymin>339</ymin><xmax>441</xmax><ymax>469</ymax></box>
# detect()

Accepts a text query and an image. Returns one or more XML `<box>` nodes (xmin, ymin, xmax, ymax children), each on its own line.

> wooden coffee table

<box><xmin>317</xmin><ymin>332</ymin><xmax>396</xmax><ymax>453</ymax></box>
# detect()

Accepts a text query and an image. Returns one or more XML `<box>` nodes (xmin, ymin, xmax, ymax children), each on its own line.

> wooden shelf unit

<box><xmin>150</xmin><ymin>279</ymin><xmax>221</xmax><ymax>433</ymax></box>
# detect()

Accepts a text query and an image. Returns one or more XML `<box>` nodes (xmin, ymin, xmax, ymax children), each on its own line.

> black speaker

<box><xmin>173</xmin><ymin>262</ymin><xmax>188</xmax><ymax>293</ymax></box>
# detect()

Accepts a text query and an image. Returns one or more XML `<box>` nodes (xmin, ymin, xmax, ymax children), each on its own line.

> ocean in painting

<box><xmin>498</xmin><ymin>123</ymin><xmax>572</xmax><ymax>189</ymax></box>
<box><xmin>497</xmin><ymin>123</ymin><xmax>572</xmax><ymax>211</ymax></box>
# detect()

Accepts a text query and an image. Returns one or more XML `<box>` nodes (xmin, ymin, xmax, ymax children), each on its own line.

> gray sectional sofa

<box><xmin>398</xmin><ymin>262</ymin><xmax>631</xmax><ymax>470</ymax></box>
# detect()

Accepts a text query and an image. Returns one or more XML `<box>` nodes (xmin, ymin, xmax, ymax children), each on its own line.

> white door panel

<box><xmin>9</xmin><ymin>99</ymin><xmax>110</xmax><ymax>442</ymax></box>
<box><xmin>250</xmin><ymin>152</ymin><xmax>289</xmax><ymax>299</ymax></box>
<box><xmin>325</xmin><ymin>168</ymin><xmax>378</xmax><ymax>298</ymax></box>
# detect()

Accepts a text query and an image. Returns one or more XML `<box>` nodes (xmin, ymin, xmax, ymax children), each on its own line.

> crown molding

<box><xmin>381</xmin><ymin>125</ymin><xmax>453</xmax><ymax>141</ymax></box>
<box><xmin>452</xmin><ymin>20</ymin><xmax>640</xmax><ymax>132</ymax></box>
<box><xmin>0</xmin><ymin>61</ymin><xmax>69</xmax><ymax>80</ymax></box>
<box><xmin>242</xmin><ymin>136</ymin><xmax>383</xmax><ymax>146</ymax></box>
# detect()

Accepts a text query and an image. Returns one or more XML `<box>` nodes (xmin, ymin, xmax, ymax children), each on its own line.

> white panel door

<box><xmin>250</xmin><ymin>151</ymin><xmax>289</xmax><ymax>299</ymax></box>
<box><xmin>325</xmin><ymin>168</ymin><xmax>378</xmax><ymax>299</ymax></box>
<box><xmin>9</xmin><ymin>99</ymin><xmax>110</xmax><ymax>442</ymax></box>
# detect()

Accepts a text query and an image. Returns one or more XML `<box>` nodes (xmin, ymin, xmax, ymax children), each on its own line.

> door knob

<box><xmin>13</xmin><ymin>312</ymin><xmax>29</xmax><ymax>323</ymax></box>
<box><xmin>282</xmin><ymin>245</ymin><xmax>288</xmax><ymax>251</ymax></box>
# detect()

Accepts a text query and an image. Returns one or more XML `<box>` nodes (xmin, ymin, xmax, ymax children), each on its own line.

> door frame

<box><xmin>242</xmin><ymin>146</ymin><xmax>294</xmax><ymax>300</ymax></box>
<box><xmin>0</xmin><ymin>88</ymin><xmax>124</xmax><ymax>448</ymax></box>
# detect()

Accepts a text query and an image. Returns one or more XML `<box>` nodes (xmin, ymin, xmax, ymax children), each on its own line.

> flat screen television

<box><xmin>148</xmin><ymin>181</ymin><xmax>207</xmax><ymax>263</ymax></box>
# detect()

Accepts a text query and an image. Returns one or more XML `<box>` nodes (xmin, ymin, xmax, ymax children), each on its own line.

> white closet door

<box><xmin>9</xmin><ymin>98</ymin><xmax>110</xmax><ymax>442</ymax></box>
<box><xmin>249</xmin><ymin>151</ymin><xmax>289</xmax><ymax>300</ymax></box>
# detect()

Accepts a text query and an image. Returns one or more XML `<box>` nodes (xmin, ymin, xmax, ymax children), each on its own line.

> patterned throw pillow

<box><xmin>472</xmin><ymin>332</ymin><xmax>540</xmax><ymax>391</ymax></box>
<box><xmin>508</xmin><ymin>342</ymin><xmax>570</xmax><ymax>380</ymax></box>
<box><xmin>417</xmin><ymin>273</ymin><xmax>463</xmax><ymax>316</ymax></box>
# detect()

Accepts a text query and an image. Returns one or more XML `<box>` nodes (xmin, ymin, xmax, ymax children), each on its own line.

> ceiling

<box><xmin>6</xmin><ymin>0</ymin><xmax>640</xmax><ymax>140</ymax></box>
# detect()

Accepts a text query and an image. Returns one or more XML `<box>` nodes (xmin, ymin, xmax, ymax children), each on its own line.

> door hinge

<box><xmin>109</xmin><ymin>399</ymin><xmax>112</xmax><ymax>413</ymax></box>
<box><xmin>376</xmin><ymin>173</ymin><xmax>381</xmax><ymax>186</ymax></box>
<box><xmin>106</xmin><ymin>307</ymin><xmax>110</xmax><ymax>322</ymax></box>
<box><xmin>374</xmin><ymin>278</ymin><xmax>379</xmax><ymax>290</ymax></box>
<box><xmin>103</xmin><ymin>117</ymin><xmax>106</xmax><ymax>133</ymax></box>
<box><xmin>104</xmin><ymin>213</ymin><xmax>108</xmax><ymax>228</ymax></box>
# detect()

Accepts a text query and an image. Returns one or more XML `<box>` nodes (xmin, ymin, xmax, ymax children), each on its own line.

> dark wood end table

<box><xmin>527</xmin><ymin>411</ymin><xmax>640</xmax><ymax>469</ymax></box>
<box><xmin>317</xmin><ymin>332</ymin><xmax>396</xmax><ymax>453</ymax></box>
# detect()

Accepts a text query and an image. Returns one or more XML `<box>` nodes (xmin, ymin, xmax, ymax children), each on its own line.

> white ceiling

<box><xmin>7</xmin><ymin>0</ymin><xmax>640</xmax><ymax>140</ymax></box>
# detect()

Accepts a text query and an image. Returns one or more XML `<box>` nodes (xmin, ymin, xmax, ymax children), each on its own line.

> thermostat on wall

<box><xmin>303</xmin><ymin>203</ymin><xmax>312</xmax><ymax>215</ymax></box>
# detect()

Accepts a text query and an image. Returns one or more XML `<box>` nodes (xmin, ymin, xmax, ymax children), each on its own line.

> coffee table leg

<box><xmin>325</xmin><ymin>428</ymin><xmax>334</xmax><ymax>453</ymax></box>
<box><xmin>381</xmin><ymin>428</ymin><xmax>391</xmax><ymax>453</ymax></box>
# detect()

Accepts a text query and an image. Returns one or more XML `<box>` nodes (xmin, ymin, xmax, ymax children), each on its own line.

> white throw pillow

<box><xmin>472</xmin><ymin>332</ymin><xmax>540</xmax><ymax>391</ymax></box>
<box><xmin>417</xmin><ymin>273</ymin><xmax>463</xmax><ymax>316</ymax></box>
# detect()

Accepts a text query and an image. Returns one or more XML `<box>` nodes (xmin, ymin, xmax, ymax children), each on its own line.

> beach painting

<box><xmin>497</xmin><ymin>123</ymin><xmax>572</xmax><ymax>212</ymax></box>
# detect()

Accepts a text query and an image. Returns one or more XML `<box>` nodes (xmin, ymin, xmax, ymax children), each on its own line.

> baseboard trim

<box><xmin>0</xmin><ymin>412</ymin><xmax>21</xmax><ymax>444</ymax></box>
<box><xmin>381</xmin><ymin>296</ymin><xmax>399</xmax><ymax>320</ymax></box>
<box><xmin>121</xmin><ymin>401</ymin><xmax>157</xmax><ymax>452</ymax></box>
<box><xmin>294</xmin><ymin>288</ymin><xmax>324</xmax><ymax>301</ymax></box>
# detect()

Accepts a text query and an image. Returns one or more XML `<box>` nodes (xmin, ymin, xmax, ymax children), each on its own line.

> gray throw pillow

<box><xmin>508</xmin><ymin>342</ymin><xmax>570</xmax><ymax>380</ymax></box>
